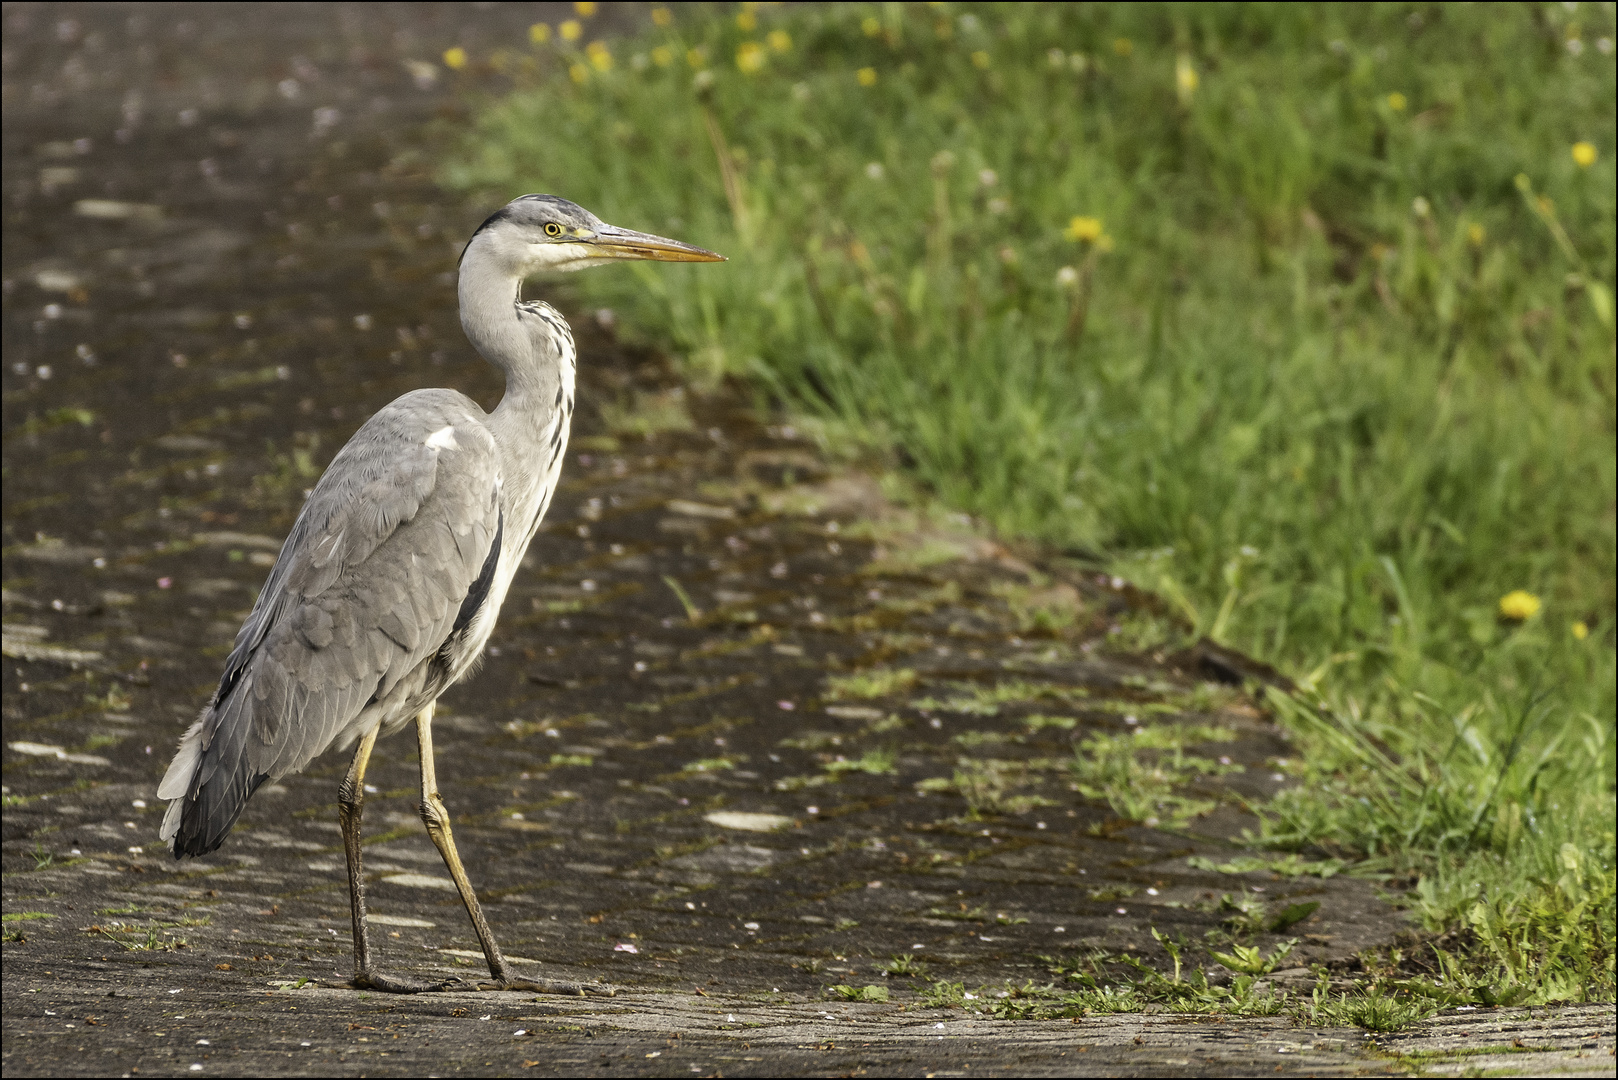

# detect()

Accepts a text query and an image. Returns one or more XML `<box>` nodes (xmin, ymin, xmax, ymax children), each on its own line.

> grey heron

<box><xmin>156</xmin><ymin>195</ymin><xmax>724</xmax><ymax>993</ymax></box>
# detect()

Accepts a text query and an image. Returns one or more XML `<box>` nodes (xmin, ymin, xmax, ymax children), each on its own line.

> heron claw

<box><xmin>348</xmin><ymin>971</ymin><xmax>464</xmax><ymax>994</ymax></box>
<box><xmin>475</xmin><ymin>973</ymin><xmax>614</xmax><ymax>996</ymax></box>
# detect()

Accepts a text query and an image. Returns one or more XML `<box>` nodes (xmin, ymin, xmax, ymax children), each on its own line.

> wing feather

<box><xmin>163</xmin><ymin>388</ymin><xmax>503</xmax><ymax>856</ymax></box>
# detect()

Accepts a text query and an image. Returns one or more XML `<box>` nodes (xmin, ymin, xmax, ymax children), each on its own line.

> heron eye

<box><xmin>543</xmin><ymin>222</ymin><xmax>564</xmax><ymax>238</ymax></box>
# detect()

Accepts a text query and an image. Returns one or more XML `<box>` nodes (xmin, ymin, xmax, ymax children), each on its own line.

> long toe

<box><xmin>349</xmin><ymin>971</ymin><xmax>465</xmax><ymax>994</ymax></box>
<box><xmin>478</xmin><ymin>975</ymin><xmax>614</xmax><ymax>996</ymax></box>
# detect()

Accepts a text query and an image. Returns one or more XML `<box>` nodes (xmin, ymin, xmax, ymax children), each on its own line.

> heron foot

<box><xmin>348</xmin><ymin>971</ymin><xmax>463</xmax><ymax>994</ymax></box>
<box><xmin>474</xmin><ymin>974</ymin><xmax>614</xmax><ymax>996</ymax></box>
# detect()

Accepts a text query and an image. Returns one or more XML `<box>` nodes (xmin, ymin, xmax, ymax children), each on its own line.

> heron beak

<box><xmin>588</xmin><ymin>224</ymin><xmax>726</xmax><ymax>263</ymax></box>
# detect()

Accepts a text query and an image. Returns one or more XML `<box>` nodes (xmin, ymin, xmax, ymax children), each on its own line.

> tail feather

<box><xmin>159</xmin><ymin>695</ymin><xmax>267</xmax><ymax>858</ymax></box>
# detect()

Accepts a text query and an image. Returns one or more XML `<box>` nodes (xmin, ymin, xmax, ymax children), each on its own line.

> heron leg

<box><xmin>415</xmin><ymin>702</ymin><xmax>606</xmax><ymax>996</ymax></box>
<box><xmin>340</xmin><ymin>721</ymin><xmax>456</xmax><ymax>994</ymax></box>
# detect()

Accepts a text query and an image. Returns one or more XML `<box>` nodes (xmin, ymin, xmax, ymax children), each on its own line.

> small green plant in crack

<box><xmin>873</xmin><ymin>580</ymin><xmax>963</xmax><ymax>615</ymax></box>
<box><xmin>926</xmin><ymin>902</ymin><xmax>989</xmax><ymax>922</ymax></box>
<box><xmin>880</xmin><ymin>954</ymin><xmax>929</xmax><ymax>977</ymax></box>
<box><xmin>91</xmin><ymin>925</ymin><xmax>189</xmax><ymax>952</ymax></box>
<box><xmin>1209</xmin><ymin>938</ymin><xmax>1298</xmax><ymax>976</ymax></box>
<box><xmin>919</xmin><ymin>759</ymin><xmax>1057</xmax><ymax>817</ymax></box>
<box><xmin>827</xmin><ymin>983</ymin><xmax>888</xmax><ymax>1002</ymax></box>
<box><xmin>1056</xmin><ymin>984</ymin><xmax>1150</xmax><ymax>1015</ymax></box>
<box><xmin>1151</xmin><ymin>927</ymin><xmax>1188</xmax><ymax>982</ymax></box>
<box><xmin>683</xmin><ymin>755</ymin><xmax>745</xmax><ymax>773</ymax></box>
<box><xmin>1070</xmin><ymin>728</ymin><xmax>1238</xmax><ymax>826</ymax></box>
<box><xmin>833</xmin><ymin>918</ymin><xmax>860</xmax><ymax>931</ymax></box>
<box><xmin>952</xmin><ymin>729</ymin><xmax>1015</xmax><ymax>748</ymax></box>
<box><xmin>1187</xmin><ymin>853</ymin><xmax>1346</xmax><ymax>879</ymax></box>
<box><xmin>30</xmin><ymin>843</ymin><xmax>54</xmax><ymax>871</ymax></box>
<box><xmin>985</xmin><ymin>992</ymin><xmax>1048</xmax><ymax>1019</ymax></box>
<box><xmin>990</xmin><ymin>579</ymin><xmax>1083</xmax><ymax>635</ymax></box>
<box><xmin>822</xmin><ymin>748</ymin><xmax>897</xmax><ymax>776</ymax></box>
<box><xmin>824</xmin><ymin>667</ymin><xmax>917</xmax><ymax>700</ymax></box>
<box><xmin>911</xmin><ymin>679</ymin><xmax>1083</xmax><ymax>717</ymax></box>
<box><xmin>1051</xmin><ymin>941</ymin><xmax>1293</xmax><ymax>1017</ymax></box>
<box><xmin>1181</xmin><ymin>682</ymin><xmax>1240</xmax><ymax>714</ymax></box>
<box><xmin>1101</xmin><ymin>610</ymin><xmax>1181</xmax><ymax>654</ymax></box>
<box><xmin>774</xmin><ymin>772</ymin><xmax>833</xmax><ymax>791</ymax></box>
<box><xmin>1306</xmin><ymin>982</ymin><xmax>1438</xmax><ymax>1033</ymax></box>
<box><xmin>1215</xmin><ymin>892</ymin><xmax>1315</xmax><ymax>936</ymax></box>
<box><xmin>1127</xmin><ymin>723</ymin><xmax>1238</xmax><ymax>750</ymax></box>
<box><xmin>1087</xmin><ymin>884</ymin><xmax>1139</xmax><ymax>903</ymax></box>
<box><xmin>920</xmin><ymin>980</ymin><xmax>969</xmax><ymax>1008</ymax></box>
<box><xmin>779</xmin><ymin>731</ymin><xmax>843</xmax><ymax>751</ymax></box>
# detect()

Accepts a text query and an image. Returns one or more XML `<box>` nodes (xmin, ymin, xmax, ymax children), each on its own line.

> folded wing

<box><xmin>159</xmin><ymin>389</ymin><xmax>502</xmax><ymax>856</ymax></box>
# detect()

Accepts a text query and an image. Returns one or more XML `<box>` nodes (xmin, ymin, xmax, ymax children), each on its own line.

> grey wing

<box><xmin>159</xmin><ymin>388</ymin><xmax>502</xmax><ymax>856</ymax></box>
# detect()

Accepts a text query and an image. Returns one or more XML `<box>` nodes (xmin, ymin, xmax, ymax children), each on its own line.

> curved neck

<box><xmin>456</xmin><ymin>240</ymin><xmax>575</xmax><ymax>482</ymax></box>
<box><xmin>457</xmin><ymin>247</ymin><xmax>536</xmax><ymax>396</ymax></box>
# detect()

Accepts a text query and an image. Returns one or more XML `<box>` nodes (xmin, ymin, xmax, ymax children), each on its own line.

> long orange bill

<box><xmin>589</xmin><ymin>223</ymin><xmax>726</xmax><ymax>263</ymax></box>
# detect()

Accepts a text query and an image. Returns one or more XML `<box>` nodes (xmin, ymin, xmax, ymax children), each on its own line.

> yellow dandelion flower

<box><xmin>1572</xmin><ymin>620</ymin><xmax>1589</xmax><ymax>640</ymax></box>
<box><xmin>862</xmin><ymin>16</ymin><xmax>881</xmax><ymax>37</ymax></box>
<box><xmin>1175</xmin><ymin>54</ymin><xmax>1198</xmax><ymax>104</ymax></box>
<box><xmin>971</xmin><ymin>50</ymin><xmax>990</xmax><ymax>69</ymax></box>
<box><xmin>586</xmin><ymin>41</ymin><xmax>613</xmax><ymax>72</ymax></box>
<box><xmin>1112</xmin><ymin>38</ymin><xmax>1133</xmax><ymax>57</ymax></box>
<box><xmin>529</xmin><ymin>23</ymin><xmax>551</xmax><ymax>44</ymax></box>
<box><xmin>574</xmin><ymin>1</ymin><xmax>597</xmax><ymax>16</ymax></box>
<box><xmin>1064</xmin><ymin>216</ymin><xmax>1104</xmax><ymax>242</ymax></box>
<box><xmin>1386</xmin><ymin>91</ymin><xmax>1407</xmax><ymax>111</ymax></box>
<box><xmin>442</xmin><ymin>46</ymin><xmax>468</xmax><ymax>70</ymax></box>
<box><xmin>651</xmin><ymin>45</ymin><xmax>673</xmax><ymax>67</ymax></box>
<box><xmin>737</xmin><ymin>10</ymin><xmax>757</xmax><ymax>32</ymax></box>
<box><xmin>569</xmin><ymin>62</ymin><xmax>589</xmax><ymax>84</ymax></box>
<box><xmin>1572</xmin><ymin>141</ymin><xmax>1598</xmax><ymax>167</ymax></box>
<box><xmin>560</xmin><ymin>19</ymin><xmax>582</xmax><ymax>42</ymax></box>
<box><xmin>857</xmin><ymin>66</ymin><xmax>877</xmax><ymax>87</ymax></box>
<box><xmin>736</xmin><ymin>41</ymin><xmax>766</xmax><ymax>74</ymax></box>
<box><xmin>768</xmin><ymin>29</ymin><xmax>792</xmax><ymax>53</ymax></box>
<box><xmin>687</xmin><ymin>47</ymin><xmax>707</xmax><ymax>68</ymax></box>
<box><xmin>1498</xmin><ymin>590</ymin><xmax>1541</xmax><ymax>621</ymax></box>
<box><xmin>1467</xmin><ymin>223</ymin><xmax>1486</xmax><ymax>246</ymax></box>
<box><xmin>651</xmin><ymin>7</ymin><xmax>673</xmax><ymax>28</ymax></box>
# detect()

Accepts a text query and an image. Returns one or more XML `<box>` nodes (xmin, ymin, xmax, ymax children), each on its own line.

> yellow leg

<box><xmin>414</xmin><ymin>701</ymin><xmax>510</xmax><ymax>980</ymax></box>
<box><xmin>415</xmin><ymin>702</ymin><xmax>605</xmax><ymax>995</ymax></box>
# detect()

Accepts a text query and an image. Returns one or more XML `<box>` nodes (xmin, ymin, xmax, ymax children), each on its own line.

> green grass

<box><xmin>444</xmin><ymin>3</ymin><xmax>1615</xmax><ymax>1000</ymax></box>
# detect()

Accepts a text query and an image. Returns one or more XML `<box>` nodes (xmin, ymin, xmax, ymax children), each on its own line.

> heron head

<box><xmin>464</xmin><ymin>194</ymin><xmax>725</xmax><ymax>274</ymax></box>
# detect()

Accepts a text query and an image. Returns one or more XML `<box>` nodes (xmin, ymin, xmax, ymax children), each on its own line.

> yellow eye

<box><xmin>544</xmin><ymin>222</ymin><xmax>564</xmax><ymax>237</ymax></box>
